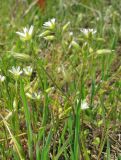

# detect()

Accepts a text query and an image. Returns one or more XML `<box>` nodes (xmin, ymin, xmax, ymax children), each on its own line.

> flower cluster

<box><xmin>80</xmin><ymin>28</ymin><xmax>97</xmax><ymax>35</ymax></box>
<box><xmin>9</xmin><ymin>66</ymin><xmax>33</xmax><ymax>79</ymax></box>
<box><xmin>39</xmin><ymin>18</ymin><xmax>56</xmax><ymax>41</ymax></box>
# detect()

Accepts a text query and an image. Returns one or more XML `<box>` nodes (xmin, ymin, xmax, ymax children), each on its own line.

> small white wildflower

<box><xmin>0</xmin><ymin>75</ymin><xmax>5</xmax><ymax>82</ymax></box>
<box><xmin>26</xmin><ymin>92</ymin><xmax>41</xmax><ymax>100</ymax></box>
<box><xmin>43</xmin><ymin>18</ymin><xmax>56</xmax><ymax>30</ymax></box>
<box><xmin>23</xmin><ymin>66</ymin><xmax>33</xmax><ymax>76</ymax></box>
<box><xmin>16</xmin><ymin>25</ymin><xmax>34</xmax><ymax>41</ymax></box>
<box><xmin>77</xmin><ymin>99</ymin><xmax>89</xmax><ymax>110</ymax></box>
<box><xmin>81</xmin><ymin>99</ymin><xmax>89</xmax><ymax>110</ymax></box>
<box><xmin>80</xmin><ymin>28</ymin><xmax>96</xmax><ymax>35</ymax></box>
<box><xmin>9</xmin><ymin>66</ymin><xmax>23</xmax><ymax>78</ymax></box>
<box><xmin>69</xmin><ymin>32</ymin><xmax>73</xmax><ymax>36</ymax></box>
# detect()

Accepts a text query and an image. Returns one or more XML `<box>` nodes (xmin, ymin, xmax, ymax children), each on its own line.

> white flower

<box><xmin>9</xmin><ymin>66</ymin><xmax>23</xmax><ymax>78</ymax></box>
<box><xmin>16</xmin><ymin>25</ymin><xmax>34</xmax><ymax>41</ymax></box>
<box><xmin>76</xmin><ymin>99</ymin><xmax>89</xmax><ymax>110</ymax></box>
<box><xmin>81</xmin><ymin>100</ymin><xmax>89</xmax><ymax>110</ymax></box>
<box><xmin>80</xmin><ymin>28</ymin><xmax>96</xmax><ymax>35</ymax></box>
<box><xmin>23</xmin><ymin>66</ymin><xmax>33</xmax><ymax>76</ymax></box>
<box><xmin>69</xmin><ymin>32</ymin><xmax>73</xmax><ymax>36</ymax></box>
<box><xmin>26</xmin><ymin>92</ymin><xmax>41</xmax><ymax>100</ymax></box>
<box><xmin>43</xmin><ymin>18</ymin><xmax>56</xmax><ymax>30</ymax></box>
<box><xmin>0</xmin><ymin>75</ymin><xmax>5</xmax><ymax>82</ymax></box>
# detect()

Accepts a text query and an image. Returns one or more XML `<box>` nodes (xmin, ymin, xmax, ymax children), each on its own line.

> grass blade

<box><xmin>20</xmin><ymin>80</ymin><xmax>33</xmax><ymax>160</ymax></box>
<box><xmin>0</xmin><ymin>114</ymin><xmax>24</xmax><ymax>160</ymax></box>
<box><xmin>54</xmin><ymin>135</ymin><xmax>71</xmax><ymax>160</ymax></box>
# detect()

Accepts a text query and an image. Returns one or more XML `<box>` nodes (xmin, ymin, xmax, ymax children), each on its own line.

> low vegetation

<box><xmin>0</xmin><ymin>0</ymin><xmax>121</xmax><ymax>159</ymax></box>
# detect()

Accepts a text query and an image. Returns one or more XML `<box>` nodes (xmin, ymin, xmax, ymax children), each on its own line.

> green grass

<box><xmin>0</xmin><ymin>0</ymin><xmax>121</xmax><ymax>159</ymax></box>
